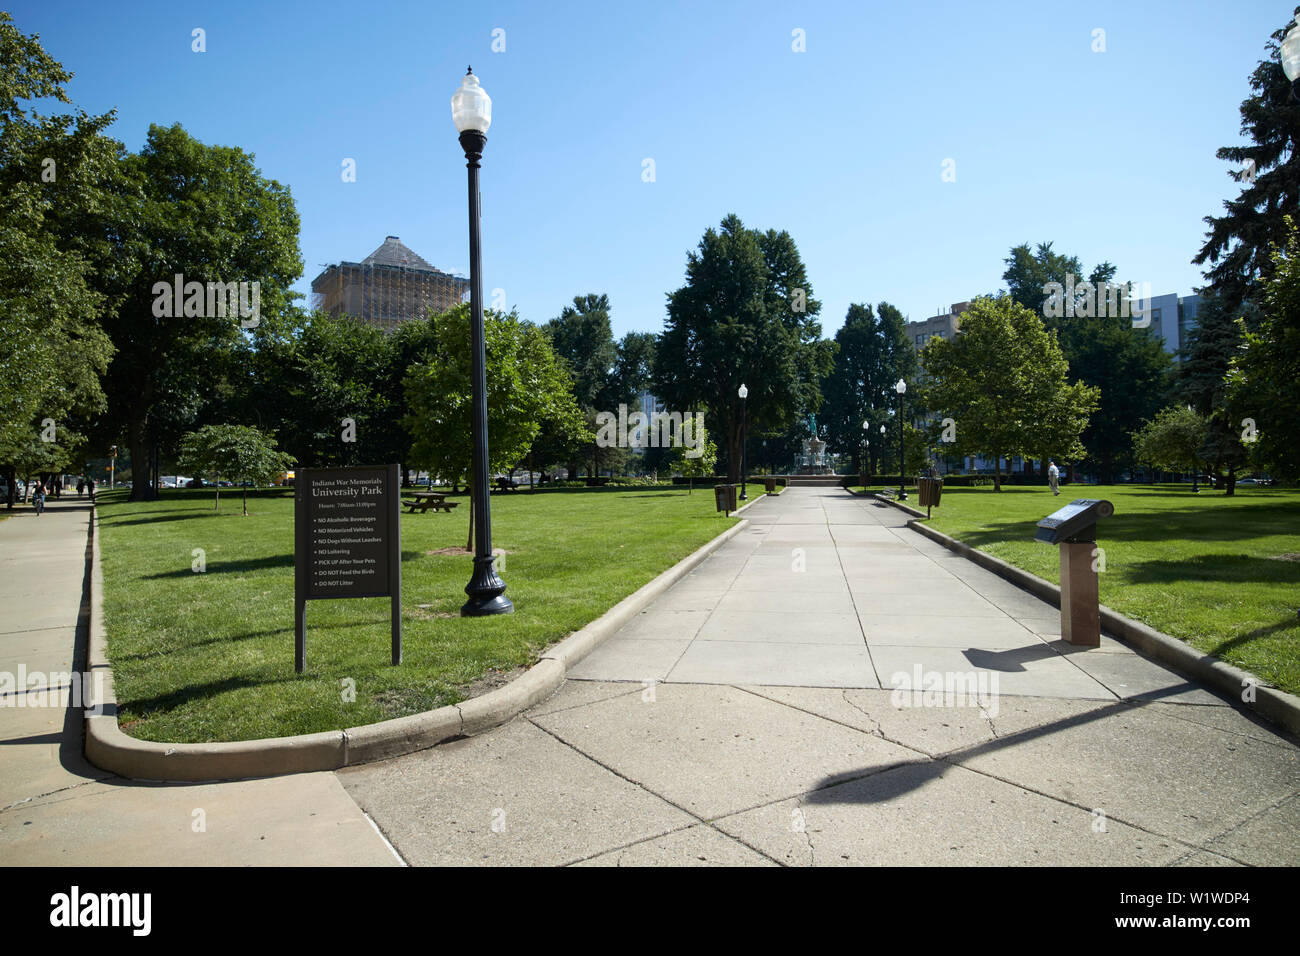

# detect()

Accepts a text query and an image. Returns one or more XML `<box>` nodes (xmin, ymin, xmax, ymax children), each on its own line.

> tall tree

<box><xmin>1003</xmin><ymin>241</ymin><xmax>1171</xmax><ymax>480</ymax></box>
<box><xmin>921</xmin><ymin>296</ymin><xmax>1098</xmax><ymax>491</ymax></box>
<box><xmin>819</xmin><ymin>302</ymin><xmax>915</xmax><ymax>475</ymax></box>
<box><xmin>1056</xmin><ymin>315</ymin><xmax>1173</xmax><ymax>482</ymax></box>
<box><xmin>654</xmin><ymin>214</ymin><xmax>833</xmax><ymax>482</ymax></box>
<box><xmin>404</xmin><ymin>304</ymin><xmax>588</xmax><ymax>493</ymax></box>
<box><xmin>1193</xmin><ymin>9</ymin><xmax>1300</xmax><ymax>317</ymax></box>
<box><xmin>244</xmin><ymin>311</ymin><xmax>394</xmax><ymax>470</ymax></box>
<box><xmin>100</xmin><ymin>123</ymin><xmax>302</xmax><ymax>501</ymax></box>
<box><xmin>1178</xmin><ymin>289</ymin><xmax>1253</xmax><ymax>493</ymax></box>
<box><xmin>1231</xmin><ymin>215</ymin><xmax>1300</xmax><ymax>480</ymax></box>
<box><xmin>544</xmin><ymin>294</ymin><xmax>619</xmax><ymax>477</ymax></box>
<box><xmin>0</xmin><ymin>12</ymin><xmax>116</xmax><ymax>507</ymax></box>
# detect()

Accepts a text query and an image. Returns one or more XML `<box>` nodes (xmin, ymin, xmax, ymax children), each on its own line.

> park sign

<box><xmin>294</xmin><ymin>464</ymin><xmax>401</xmax><ymax>672</ymax></box>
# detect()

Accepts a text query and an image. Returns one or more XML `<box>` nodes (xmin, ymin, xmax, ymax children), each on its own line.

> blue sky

<box><xmin>11</xmin><ymin>0</ymin><xmax>1289</xmax><ymax>339</ymax></box>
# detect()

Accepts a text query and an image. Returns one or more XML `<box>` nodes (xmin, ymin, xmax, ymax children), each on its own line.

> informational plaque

<box><xmin>294</xmin><ymin>464</ymin><xmax>401</xmax><ymax>672</ymax></box>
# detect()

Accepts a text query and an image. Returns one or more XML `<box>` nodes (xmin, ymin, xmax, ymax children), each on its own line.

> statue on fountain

<box><xmin>799</xmin><ymin>413</ymin><xmax>832</xmax><ymax>474</ymax></box>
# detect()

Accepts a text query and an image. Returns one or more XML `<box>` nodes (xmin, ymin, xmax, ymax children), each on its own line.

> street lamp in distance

<box><xmin>738</xmin><ymin>384</ymin><xmax>749</xmax><ymax>500</ymax></box>
<box><xmin>895</xmin><ymin>378</ymin><xmax>907</xmax><ymax>500</ymax></box>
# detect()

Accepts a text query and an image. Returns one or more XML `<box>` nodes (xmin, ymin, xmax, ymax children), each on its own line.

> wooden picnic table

<box><xmin>401</xmin><ymin>490</ymin><xmax>459</xmax><ymax>514</ymax></box>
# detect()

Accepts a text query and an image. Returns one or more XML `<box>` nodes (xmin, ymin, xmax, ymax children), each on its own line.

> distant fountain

<box><xmin>798</xmin><ymin>415</ymin><xmax>834</xmax><ymax>475</ymax></box>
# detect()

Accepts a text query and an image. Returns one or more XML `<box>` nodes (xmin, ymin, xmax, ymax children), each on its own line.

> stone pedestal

<box><xmin>1058</xmin><ymin>541</ymin><xmax>1100</xmax><ymax>647</ymax></box>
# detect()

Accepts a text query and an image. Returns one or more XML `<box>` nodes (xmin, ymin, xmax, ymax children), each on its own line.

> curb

<box><xmin>870</xmin><ymin>496</ymin><xmax>1300</xmax><ymax>738</ymax></box>
<box><xmin>84</xmin><ymin>508</ymin><xmax>750</xmax><ymax>781</ymax></box>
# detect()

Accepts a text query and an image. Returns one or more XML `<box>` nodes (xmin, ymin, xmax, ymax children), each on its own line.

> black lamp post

<box><xmin>738</xmin><ymin>383</ymin><xmax>748</xmax><ymax>499</ymax></box>
<box><xmin>895</xmin><ymin>378</ymin><xmax>907</xmax><ymax>500</ymax></box>
<box><xmin>862</xmin><ymin>420</ymin><xmax>870</xmax><ymax>483</ymax></box>
<box><xmin>880</xmin><ymin>423</ymin><xmax>887</xmax><ymax>479</ymax></box>
<box><xmin>453</xmin><ymin>67</ymin><xmax>512</xmax><ymax>617</ymax></box>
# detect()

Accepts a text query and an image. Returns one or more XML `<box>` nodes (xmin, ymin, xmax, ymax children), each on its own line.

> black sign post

<box><xmin>294</xmin><ymin>463</ymin><xmax>402</xmax><ymax>672</ymax></box>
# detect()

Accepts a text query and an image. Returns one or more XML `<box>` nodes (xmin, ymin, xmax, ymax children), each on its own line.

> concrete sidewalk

<box><xmin>0</xmin><ymin>497</ymin><xmax>399</xmax><ymax>866</ymax></box>
<box><xmin>5</xmin><ymin>487</ymin><xmax>1298</xmax><ymax>866</ymax></box>
<box><xmin>342</xmin><ymin>486</ymin><xmax>1300</xmax><ymax>866</ymax></box>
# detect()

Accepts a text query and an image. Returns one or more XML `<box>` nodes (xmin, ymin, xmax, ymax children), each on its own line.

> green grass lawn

<box><xmin>911</xmin><ymin>484</ymin><xmax>1300</xmax><ymax>696</ymax></box>
<box><xmin>97</xmin><ymin>483</ymin><xmax>761</xmax><ymax>743</ymax></box>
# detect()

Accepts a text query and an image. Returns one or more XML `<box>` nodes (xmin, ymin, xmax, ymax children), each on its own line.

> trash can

<box><xmin>917</xmin><ymin>477</ymin><xmax>943</xmax><ymax>515</ymax></box>
<box><xmin>726</xmin><ymin>483</ymin><xmax>738</xmax><ymax>512</ymax></box>
<box><xmin>765</xmin><ymin>477</ymin><xmax>776</xmax><ymax>494</ymax></box>
<box><xmin>714</xmin><ymin>484</ymin><xmax>729</xmax><ymax>513</ymax></box>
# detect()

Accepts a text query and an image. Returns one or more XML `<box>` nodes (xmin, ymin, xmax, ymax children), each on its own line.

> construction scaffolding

<box><xmin>310</xmin><ymin>236</ymin><xmax>468</xmax><ymax>330</ymax></box>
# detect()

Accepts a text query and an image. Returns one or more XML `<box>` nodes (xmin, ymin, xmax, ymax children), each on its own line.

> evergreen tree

<box><xmin>1177</xmin><ymin>290</ymin><xmax>1254</xmax><ymax>493</ymax></box>
<box><xmin>819</xmin><ymin>302</ymin><xmax>914</xmax><ymax>475</ymax></box>
<box><xmin>1193</xmin><ymin>8</ymin><xmax>1300</xmax><ymax>317</ymax></box>
<box><xmin>654</xmin><ymin>214</ymin><xmax>833</xmax><ymax>483</ymax></box>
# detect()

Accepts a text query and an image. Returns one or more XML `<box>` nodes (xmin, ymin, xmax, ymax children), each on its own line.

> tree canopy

<box><xmin>921</xmin><ymin>296</ymin><xmax>1098</xmax><ymax>490</ymax></box>
<box><xmin>0</xmin><ymin>12</ymin><xmax>115</xmax><ymax>505</ymax></box>
<box><xmin>818</xmin><ymin>301</ymin><xmax>915</xmax><ymax>475</ymax></box>
<box><xmin>1193</xmin><ymin>9</ymin><xmax>1300</xmax><ymax>316</ymax></box>
<box><xmin>404</xmin><ymin>304</ymin><xmax>589</xmax><ymax>488</ymax></box>
<box><xmin>176</xmin><ymin>423</ymin><xmax>294</xmax><ymax>515</ymax></box>
<box><xmin>654</xmin><ymin>214</ymin><xmax>833</xmax><ymax>482</ymax></box>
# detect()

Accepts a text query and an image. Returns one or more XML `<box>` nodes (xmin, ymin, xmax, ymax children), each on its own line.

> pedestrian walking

<box><xmin>32</xmin><ymin>478</ymin><xmax>45</xmax><ymax>515</ymax></box>
<box><xmin>87</xmin><ymin>476</ymin><xmax>96</xmax><ymax>502</ymax></box>
<box><xmin>76</xmin><ymin>477</ymin><xmax>85</xmax><ymax>497</ymax></box>
<box><xmin>1048</xmin><ymin>459</ymin><xmax>1061</xmax><ymax>496</ymax></box>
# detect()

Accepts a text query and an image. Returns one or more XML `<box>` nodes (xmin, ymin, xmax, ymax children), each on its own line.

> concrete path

<box><xmin>0</xmin><ymin>497</ymin><xmax>399</xmax><ymax>866</ymax></box>
<box><xmin>5</xmin><ymin>487</ymin><xmax>1299</xmax><ymax>866</ymax></box>
<box><xmin>565</xmin><ymin>487</ymin><xmax>1221</xmax><ymax>700</ymax></box>
<box><xmin>341</xmin><ymin>487</ymin><xmax>1300</xmax><ymax>866</ymax></box>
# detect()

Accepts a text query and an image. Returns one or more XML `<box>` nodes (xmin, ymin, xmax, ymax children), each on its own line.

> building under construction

<box><xmin>310</xmin><ymin>236</ymin><xmax>468</xmax><ymax>330</ymax></box>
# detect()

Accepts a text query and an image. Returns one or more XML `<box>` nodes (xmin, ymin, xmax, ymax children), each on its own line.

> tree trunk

<box><xmin>727</xmin><ymin>420</ymin><xmax>742</xmax><ymax>484</ymax></box>
<box><xmin>3</xmin><ymin>465</ymin><xmax>15</xmax><ymax>509</ymax></box>
<box><xmin>466</xmin><ymin>493</ymin><xmax>475</xmax><ymax>551</ymax></box>
<box><xmin>128</xmin><ymin>417</ymin><xmax>154</xmax><ymax>502</ymax></box>
<box><xmin>992</xmin><ymin>453</ymin><xmax>1002</xmax><ymax>492</ymax></box>
<box><xmin>242</xmin><ymin>485</ymin><xmax>248</xmax><ymax>516</ymax></box>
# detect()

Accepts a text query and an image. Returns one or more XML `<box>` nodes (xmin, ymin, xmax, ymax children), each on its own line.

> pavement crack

<box><xmin>794</xmin><ymin>794</ymin><xmax>815</xmax><ymax>866</ymax></box>
<box><xmin>840</xmin><ymin>689</ymin><xmax>884</xmax><ymax>738</ymax></box>
<box><xmin>981</xmin><ymin>705</ymin><xmax>1000</xmax><ymax>739</ymax></box>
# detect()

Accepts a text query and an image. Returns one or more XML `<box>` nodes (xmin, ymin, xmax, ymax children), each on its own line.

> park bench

<box><xmin>493</xmin><ymin>477</ymin><xmax>519</xmax><ymax>492</ymax></box>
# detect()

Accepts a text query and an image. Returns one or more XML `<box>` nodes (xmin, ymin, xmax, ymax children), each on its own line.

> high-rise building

<box><xmin>310</xmin><ymin>236</ymin><xmax>468</xmax><ymax>330</ymax></box>
<box><xmin>905</xmin><ymin>301</ymin><xmax>970</xmax><ymax>351</ymax></box>
<box><xmin>1143</xmin><ymin>292</ymin><xmax>1199</xmax><ymax>358</ymax></box>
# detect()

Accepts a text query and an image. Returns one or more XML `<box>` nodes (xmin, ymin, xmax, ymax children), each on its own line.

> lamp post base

<box><xmin>462</xmin><ymin>556</ymin><xmax>514</xmax><ymax>616</ymax></box>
